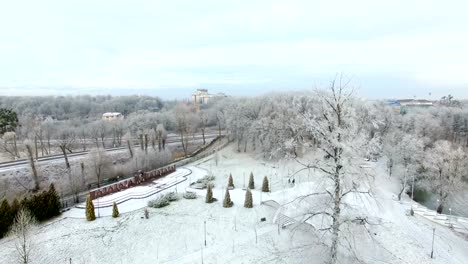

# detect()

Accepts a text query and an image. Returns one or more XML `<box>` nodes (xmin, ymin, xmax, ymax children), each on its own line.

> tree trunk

<box><xmin>25</xmin><ymin>144</ymin><xmax>40</xmax><ymax>191</ymax></box>
<box><xmin>330</xmin><ymin>173</ymin><xmax>341</xmax><ymax>264</ymax></box>
<box><xmin>144</xmin><ymin>134</ymin><xmax>148</xmax><ymax>154</ymax></box>
<box><xmin>80</xmin><ymin>162</ymin><xmax>86</xmax><ymax>190</ymax></box>
<box><xmin>139</xmin><ymin>134</ymin><xmax>144</xmax><ymax>151</ymax></box>
<box><xmin>13</xmin><ymin>134</ymin><xmax>19</xmax><ymax>158</ymax></box>
<box><xmin>60</xmin><ymin>145</ymin><xmax>70</xmax><ymax>169</ymax></box>
<box><xmin>127</xmin><ymin>140</ymin><xmax>133</xmax><ymax>158</ymax></box>
<box><xmin>47</xmin><ymin>138</ymin><xmax>51</xmax><ymax>154</ymax></box>
<box><xmin>201</xmin><ymin>128</ymin><xmax>206</xmax><ymax>145</ymax></box>
<box><xmin>40</xmin><ymin>138</ymin><xmax>45</xmax><ymax>156</ymax></box>
<box><xmin>34</xmin><ymin>136</ymin><xmax>38</xmax><ymax>160</ymax></box>
<box><xmin>180</xmin><ymin>132</ymin><xmax>187</xmax><ymax>156</ymax></box>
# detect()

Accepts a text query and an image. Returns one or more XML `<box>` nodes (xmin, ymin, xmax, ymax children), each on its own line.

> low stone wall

<box><xmin>89</xmin><ymin>164</ymin><xmax>176</xmax><ymax>199</ymax></box>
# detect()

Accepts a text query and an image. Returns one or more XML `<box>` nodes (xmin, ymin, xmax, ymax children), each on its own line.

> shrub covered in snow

<box><xmin>165</xmin><ymin>192</ymin><xmax>180</xmax><ymax>202</ymax></box>
<box><xmin>148</xmin><ymin>196</ymin><xmax>170</xmax><ymax>208</ymax></box>
<box><xmin>183</xmin><ymin>191</ymin><xmax>197</xmax><ymax>199</ymax></box>
<box><xmin>196</xmin><ymin>175</ymin><xmax>216</xmax><ymax>188</ymax></box>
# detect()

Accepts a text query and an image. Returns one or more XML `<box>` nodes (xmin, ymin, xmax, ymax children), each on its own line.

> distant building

<box><xmin>386</xmin><ymin>99</ymin><xmax>434</xmax><ymax>114</ymax></box>
<box><xmin>102</xmin><ymin>112</ymin><xmax>124</xmax><ymax>121</ymax></box>
<box><xmin>192</xmin><ymin>89</ymin><xmax>227</xmax><ymax>104</ymax></box>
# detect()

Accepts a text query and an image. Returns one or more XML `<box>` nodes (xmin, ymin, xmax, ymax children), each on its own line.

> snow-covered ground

<box><xmin>1</xmin><ymin>145</ymin><xmax>467</xmax><ymax>263</ymax></box>
<box><xmin>64</xmin><ymin>167</ymin><xmax>206</xmax><ymax>218</ymax></box>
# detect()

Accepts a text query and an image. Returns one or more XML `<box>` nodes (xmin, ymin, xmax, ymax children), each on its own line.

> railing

<box><xmin>89</xmin><ymin>164</ymin><xmax>176</xmax><ymax>200</ymax></box>
<box><xmin>405</xmin><ymin>202</ymin><xmax>468</xmax><ymax>234</ymax></box>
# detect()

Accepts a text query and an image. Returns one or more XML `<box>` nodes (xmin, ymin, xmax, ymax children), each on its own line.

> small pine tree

<box><xmin>205</xmin><ymin>184</ymin><xmax>214</xmax><ymax>203</ymax></box>
<box><xmin>47</xmin><ymin>183</ymin><xmax>61</xmax><ymax>218</ymax></box>
<box><xmin>244</xmin><ymin>189</ymin><xmax>253</xmax><ymax>208</ymax></box>
<box><xmin>262</xmin><ymin>176</ymin><xmax>270</xmax><ymax>192</ymax></box>
<box><xmin>85</xmin><ymin>195</ymin><xmax>96</xmax><ymax>221</ymax></box>
<box><xmin>248</xmin><ymin>172</ymin><xmax>255</xmax><ymax>190</ymax></box>
<box><xmin>228</xmin><ymin>174</ymin><xmax>234</xmax><ymax>188</ymax></box>
<box><xmin>223</xmin><ymin>188</ymin><xmax>233</xmax><ymax>208</ymax></box>
<box><xmin>112</xmin><ymin>202</ymin><xmax>119</xmax><ymax>218</ymax></box>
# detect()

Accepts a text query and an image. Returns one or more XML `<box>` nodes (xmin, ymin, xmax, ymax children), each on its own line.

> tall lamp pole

<box><xmin>430</xmin><ymin>228</ymin><xmax>436</xmax><ymax>258</ymax></box>
<box><xmin>204</xmin><ymin>220</ymin><xmax>207</xmax><ymax>246</ymax></box>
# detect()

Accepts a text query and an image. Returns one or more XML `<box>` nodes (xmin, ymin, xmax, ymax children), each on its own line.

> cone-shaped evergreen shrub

<box><xmin>47</xmin><ymin>183</ymin><xmax>61</xmax><ymax>217</ymax></box>
<box><xmin>205</xmin><ymin>184</ymin><xmax>214</xmax><ymax>203</ymax></box>
<box><xmin>112</xmin><ymin>202</ymin><xmax>119</xmax><ymax>218</ymax></box>
<box><xmin>248</xmin><ymin>172</ymin><xmax>255</xmax><ymax>189</ymax></box>
<box><xmin>85</xmin><ymin>195</ymin><xmax>96</xmax><ymax>221</ymax></box>
<box><xmin>262</xmin><ymin>176</ymin><xmax>270</xmax><ymax>192</ymax></box>
<box><xmin>223</xmin><ymin>188</ymin><xmax>233</xmax><ymax>208</ymax></box>
<box><xmin>228</xmin><ymin>174</ymin><xmax>234</xmax><ymax>188</ymax></box>
<box><xmin>244</xmin><ymin>189</ymin><xmax>253</xmax><ymax>208</ymax></box>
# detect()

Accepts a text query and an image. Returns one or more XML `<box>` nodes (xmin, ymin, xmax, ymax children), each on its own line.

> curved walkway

<box><xmin>63</xmin><ymin>166</ymin><xmax>207</xmax><ymax>218</ymax></box>
<box><xmin>76</xmin><ymin>168</ymin><xmax>193</xmax><ymax>209</ymax></box>
<box><xmin>403</xmin><ymin>201</ymin><xmax>468</xmax><ymax>234</ymax></box>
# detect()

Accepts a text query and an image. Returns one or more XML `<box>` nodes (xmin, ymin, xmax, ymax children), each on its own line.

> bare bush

<box><xmin>9</xmin><ymin>209</ymin><xmax>37</xmax><ymax>264</ymax></box>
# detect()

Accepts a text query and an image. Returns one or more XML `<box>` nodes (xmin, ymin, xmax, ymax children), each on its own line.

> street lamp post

<box><xmin>204</xmin><ymin>220</ymin><xmax>207</xmax><ymax>246</ymax></box>
<box><xmin>431</xmin><ymin>228</ymin><xmax>436</xmax><ymax>258</ymax></box>
<box><xmin>449</xmin><ymin>208</ymin><xmax>452</xmax><ymax>226</ymax></box>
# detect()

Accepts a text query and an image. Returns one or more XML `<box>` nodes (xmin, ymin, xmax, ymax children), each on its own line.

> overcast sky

<box><xmin>0</xmin><ymin>0</ymin><xmax>467</xmax><ymax>99</ymax></box>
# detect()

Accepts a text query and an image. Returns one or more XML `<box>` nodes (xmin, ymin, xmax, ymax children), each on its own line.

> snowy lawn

<box><xmin>1</xmin><ymin>145</ymin><xmax>467</xmax><ymax>263</ymax></box>
<box><xmin>64</xmin><ymin>167</ymin><xmax>207</xmax><ymax>218</ymax></box>
<box><xmin>0</xmin><ymin>190</ymin><xmax>321</xmax><ymax>264</ymax></box>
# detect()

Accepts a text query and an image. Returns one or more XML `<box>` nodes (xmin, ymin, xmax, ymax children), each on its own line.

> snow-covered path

<box><xmin>63</xmin><ymin>166</ymin><xmax>209</xmax><ymax>218</ymax></box>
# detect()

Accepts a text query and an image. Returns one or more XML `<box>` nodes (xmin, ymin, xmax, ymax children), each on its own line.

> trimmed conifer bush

<box><xmin>112</xmin><ymin>202</ymin><xmax>119</xmax><ymax>218</ymax></box>
<box><xmin>262</xmin><ymin>176</ymin><xmax>270</xmax><ymax>192</ymax></box>
<box><xmin>47</xmin><ymin>183</ymin><xmax>61</xmax><ymax>217</ymax></box>
<box><xmin>228</xmin><ymin>174</ymin><xmax>234</xmax><ymax>189</ymax></box>
<box><xmin>244</xmin><ymin>189</ymin><xmax>253</xmax><ymax>208</ymax></box>
<box><xmin>223</xmin><ymin>188</ymin><xmax>233</xmax><ymax>208</ymax></box>
<box><xmin>205</xmin><ymin>184</ymin><xmax>214</xmax><ymax>203</ymax></box>
<box><xmin>85</xmin><ymin>195</ymin><xmax>96</xmax><ymax>221</ymax></box>
<box><xmin>248</xmin><ymin>172</ymin><xmax>255</xmax><ymax>190</ymax></box>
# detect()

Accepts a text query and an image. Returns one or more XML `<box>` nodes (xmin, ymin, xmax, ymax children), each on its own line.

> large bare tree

<box><xmin>292</xmin><ymin>78</ymin><xmax>373</xmax><ymax>263</ymax></box>
<box><xmin>56</xmin><ymin>127</ymin><xmax>75</xmax><ymax>169</ymax></box>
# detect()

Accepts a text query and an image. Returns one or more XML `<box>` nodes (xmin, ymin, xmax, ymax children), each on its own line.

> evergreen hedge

<box><xmin>0</xmin><ymin>184</ymin><xmax>61</xmax><ymax>238</ymax></box>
